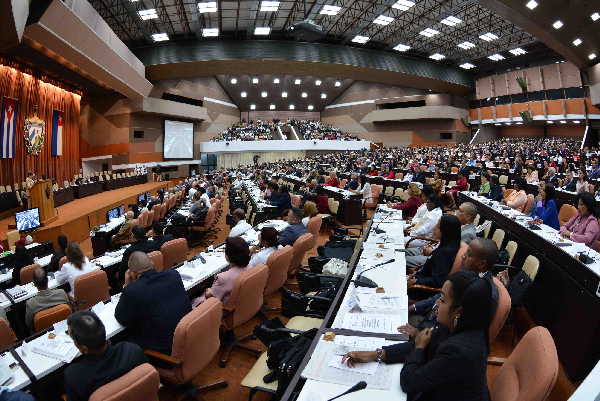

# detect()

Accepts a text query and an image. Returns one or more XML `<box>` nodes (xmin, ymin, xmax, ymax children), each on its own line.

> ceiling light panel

<box><xmin>334</xmin><ymin>81</ymin><xmax>341</xmax><ymax>87</ymax></box>
<box><xmin>301</xmin><ymin>92</ymin><xmax>308</xmax><ymax>98</ymax></box>
<box><xmin>254</xmin><ymin>27</ymin><xmax>271</xmax><ymax>35</ymax></box>
<box><xmin>351</xmin><ymin>35</ymin><xmax>369</xmax><ymax>44</ymax></box>
<box><xmin>429</xmin><ymin>53</ymin><xmax>445</xmax><ymax>60</ymax></box>
<box><xmin>479</xmin><ymin>32</ymin><xmax>499</xmax><ymax>42</ymax></box>
<box><xmin>509</xmin><ymin>48</ymin><xmax>527</xmax><ymax>55</ymax></box>
<box><xmin>590</xmin><ymin>53</ymin><xmax>597</xmax><ymax>60</ymax></box>
<box><xmin>252</xmin><ymin>77</ymin><xmax>259</xmax><ymax>84</ymax></box>
<box><xmin>230</xmin><ymin>78</ymin><xmax>237</xmax><ymax>84</ymax></box>
<box><xmin>419</xmin><ymin>28</ymin><xmax>440</xmax><ymax>38</ymax></box>
<box><xmin>198</xmin><ymin>2</ymin><xmax>217</xmax><ymax>13</ymax></box>
<box><xmin>261</xmin><ymin>91</ymin><xmax>268</xmax><ymax>97</ymax></box>
<box><xmin>294</xmin><ymin>79</ymin><xmax>301</xmax><ymax>85</ymax></box>
<box><xmin>289</xmin><ymin>105</ymin><xmax>295</xmax><ymax>110</ymax></box>
<box><xmin>315</xmin><ymin>80</ymin><xmax>322</xmax><ymax>86</ymax></box>
<box><xmin>321</xmin><ymin>93</ymin><xmax>327</xmax><ymax>99</ymax></box>
<box><xmin>202</xmin><ymin>28</ymin><xmax>219</xmax><ymax>37</ymax></box>
<box><xmin>250</xmin><ymin>104</ymin><xmax>256</xmax><ymax>110</ymax></box>
<box><xmin>460</xmin><ymin>63</ymin><xmax>476</xmax><ymax>70</ymax></box>
<box><xmin>139</xmin><ymin>8</ymin><xmax>158</xmax><ymax>20</ymax></box>
<box><xmin>308</xmin><ymin>105</ymin><xmax>314</xmax><ymax>111</ymax></box>
<box><xmin>526</xmin><ymin>0</ymin><xmax>538</xmax><ymax>10</ymax></box>
<box><xmin>392</xmin><ymin>0</ymin><xmax>415</xmax><ymax>11</ymax></box>
<box><xmin>151</xmin><ymin>33</ymin><xmax>169</xmax><ymax>42</ymax></box>
<box><xmin>270</xmin><ymin>104</ymin><xmax>276</xmax><ymax>110</ymax></box>
<box><xmin>573</xmin><ymin>38</ymin><xmax>582</xmax><ymax>46</ymax></box>
<box><xmin>260</xmin><ymin>1</ymin><xmax>280</xmax><ymax>11</ymax></box>
<box><xmin>440</xmin><ymin>16</ymin><xmax>462</xmax><ymax>26</ymax></box>
<box><xmin>393</xmin><ymin>43</ymin><xmax>410</xmax><ymax>52</ymax></box>
<box><xmin>592</xmin><ymin>12</ymin><xmax>600</xmax><ymax>21</ymax></box>
<box><xmin>553</xmin><ymin>20</ymin><xmax>563</xmax><ymax>29</ymax></box>
<box><xmin>273</xmin><ymin>78</ymin><xmax>280</xmax><ymax>84</ymax></box>
<box><xmin>488</xmin><ymin>54</ymin><xmax>506</xmax><ymax>61</ymax></box>
<box><xmin>281</xmin><ymin>91</ymin><xmax>288</xmax><ymax>98</ymax></box>
<box><xmin>374</xmin><ymin>15</ymin><xmax>394</xmax><ymax>25</ymax></box>
<box><xmin>240</xmin><ymin>91</ymin><xmax>247</xmax><ymax>97</ymax></box>
<box><xmin>320</xmin><ymin>5</ymin><xmax>341</xmax><ymax>15</ymax></box>
<box><xmin>458</xmin><ymin>41</ymin><xmax>476</xmax><ymax>50</ymax></box>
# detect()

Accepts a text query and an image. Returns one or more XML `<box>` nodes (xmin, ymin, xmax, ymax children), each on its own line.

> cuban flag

<box><xmin>51</xmin><ymin>109</ymin><xmax>63</xmax><ymax>156</ymax></box>
<box><xmin>0</xmin><ymin>97</ymin><xmax>17</xmax><ymax>159</ymax></box>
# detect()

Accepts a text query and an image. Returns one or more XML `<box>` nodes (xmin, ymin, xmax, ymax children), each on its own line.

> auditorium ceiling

<box><xmin>88</xmin><ymin>0</ymin><xmax>598</xmax><ymax>75</ymax></box>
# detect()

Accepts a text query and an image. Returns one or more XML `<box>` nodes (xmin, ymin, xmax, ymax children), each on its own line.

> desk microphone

<box><xmin>352</xmin><ymin>259</ymin><xmax>395</xmax><ymax>288</ymax></box>
<box><xmin>326</xmin><ymin>381</ymin><xmax>367</xmax><ymax>401</ymax></box>
<box><xmin>372</xmin><ymin>211</ymin><xmax>394</xmax><ymax>234</ymax></box>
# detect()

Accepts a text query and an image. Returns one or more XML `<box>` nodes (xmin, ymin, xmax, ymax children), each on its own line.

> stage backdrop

<box><xmin>0</xmin><ymin>63</ymin><xmax>81</xmax><ymax>187</ymax></box>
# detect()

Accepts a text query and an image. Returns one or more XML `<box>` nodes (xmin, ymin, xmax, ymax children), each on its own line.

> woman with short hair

<box><xmin>55</xmin><ymin>243</ymin><xmax>95</xmax><ymax>296</ymax></box>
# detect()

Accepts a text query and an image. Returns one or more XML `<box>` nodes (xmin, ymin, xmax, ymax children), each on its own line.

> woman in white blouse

<box><xmin>55</xmin><ymin>242</ymin><xmax>96</xmax><ymax>297</ymax></box>
<box><xmin>350</xmin><ymin>175</ymin><xmax>372</xmax><ymax>203</ymax></box>
<box><xmin>248</xmin><ymin>227</ymin><xmax>281</xmax><ymax>267</ymax></box>
<box><xmin>576</xmin><ymin>169</ymin><xmax>590</xmax><ymax>194</ymax></box>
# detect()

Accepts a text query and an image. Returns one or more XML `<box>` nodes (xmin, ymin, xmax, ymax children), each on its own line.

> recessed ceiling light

<box><xmin>270</xmin><ymin>104</ymin><xmax>276</xmax><ymax>110</ymax></box>
<box><xmin>393</xmin><ymin>43</ymin><xmax>411</xmax><ymax>52</ymax></box>
<box><xmin>592</xmin><ymin>12</ymin><xmax>600</xmax><ymax>21</ymax></box>
<box><xmin>458</xmin><ymin>41</ymin><xmax>476</xmax><ymax>50</ymax></box>
<box><xmin>202</xmin><ymin>28</ymin><xmax>219</xmax><ymax>37</ymax></box>
<box><xmin>509</xmin><ymin>48</ymin><xmax>527</xmax><ymax>56</ymax></box>
<box><xmin>254</xmin><ymin>27</ymin><xmax>271</xmax><ymax>35</ymax></box>
<box><xmin>479</xmin><ymin>32</ymin><xmax>499</xmax><ymax>42</ymax></box>
<box><xmin>295</xmin><ymin>79</ymin><xmax>301</xmax><ymax>85</ymax></box>
<box><xmin>374</xmin><ymin>15</ymin><xmax>394</xmax><ymax>25</ymax></box>
<box><xmin>494</xmin><ymin>123</ymin><xmax>502</xmax><ymax>126</ymax></box>
<box><xmin>151</xmin><ymin>33</ymin><xmax>169</xmax><ymax>42</ymax></box>
<box><xmin>560</xmin><ymin>120</ymin><xmax>567</xmax><ymax>124</ymax></box>
<box><xmin>429</xmin><ymin>53</ymin><xmax>445</xmax><ymax>60</ymax></box>
<box><xmin>281</xmin><ymin>91</ymin><xmax>288</xmax><ymax>98</ymax></box>
<box><xmin>553</xmin><ymin>20</ymin><xmax>563</xmax><ymax>29</ymax></box>
<box><xmin>488</xmin><ymin>54</ymin><xmax>505</xmax><ymax>61</ymax></box>
<box><xmin>547</xmin><ymin>121</ymin><xmax>554</xmax><ymax>124</ymax></box>
<box><xmin>261</xmin><ymin>91</ymin><xmax>268</xmax><ymax>97</ymax></box>
<box><xmin>250</xmin><ymin>104</ymin><xmax>256</xmax><ymax>110</ymax></box>
<box><xmin>419</xmin><ymin>28</ymin><xmax>440</xmax><ymax>38</ymax></box>
<box><xmin>573</xmin><ymin>120</ymin><xmax>581</xmax><ymax>124</ymax></box>
<box><xmin>516</xmin><ymin>122</ymin><xmax>523</xmax><ymax>125</ymax></box>
<box><xmin>198</xmin><ymin>2</ymin><xmax>217</xmax><ymax>13</ymax></box>
<box><xmin>505</xmin><ymin>123</ymin><xmax>512</xmax><ymax>126</ymax></box>
<box><xmin>321</xmin><ymin>93</ymin><xmax>327</xmax><ymax>99</ymax></box>
<box><xmin>240</xmin><ymin>92</ymin><xmax>247</xmax><ymax>97</ymax></box>
<box><xmin>573</xmin><ymin>38</ymin><xmax>583</xmax><ymax>47</ymax></box>
<box><xmin>392</xmin><ymin>0</ymin><xmax>415</xmax><ymax>11</ymax></box>
<box><xmin>460</xmin><ymin>63</ymin><xmax>476</xmax><ymax>70</ymax></box>
<box><xmin>351</xmin><ymin>35</ymin><xmax>369</xmax><ymax>44</ymax></box>
<box><xmin>590</xmin><ymin>53</ymin><xmax>597</xmax><ymax>60</ymax></box>
<box><xmin>334</xmin><ymin>81</ymin><xmax>341</xmax><ymax>87</ymax></box>
<box><xmin>440</xmin><ymin>16</ymin><xmax>462</xmax><ymax>26</ymax></box>
<box><xmin>139</xmin><ymin>8</ymin><xmax>158</xmax><ymax>20</ymax></box>
<box><xmin>260</xmin><ymin>1</ymin><xmax>280</xmax><ymax>11</ymax></box>
<box><xmin>301</xmin><ymin>92</ymin><xmax>308</xmax><ymax>98</ymax></box>
<box><xmin>289</xmin><ymin>104</ymin><xmax>295</xmax><ymax>110</ymax></box>
<box><xmin>308</xmin><ymin>105</ymin><xmax>314</xmax><ymax>111</ymax></box>
<box><xmin>526</xmin><ymin>0</ymin><xmax>538</xmax><ymax>10</ymax></box>
<box><xmin>252</xmin><ymin>78</ymin><xmax>259</xmax><ymax>84</ymax></box>
<box><xmin>315</xmin><ymin>80</ymin><xmax>322</xmax><ymax>86</ymax></box>
<box><xmin>273</xmin><ymin>78</ymin><xmax>280</xmax><ymax>84</ymax></box>
<box><xmin>320</xmin><ymin>5</ymin><xmax>341</xmax><ymax>15</ymax></box>
<box><xmin>230</xmin><ymin>78</ymin><xmax>237</xmax><ymax>84</ymax></box>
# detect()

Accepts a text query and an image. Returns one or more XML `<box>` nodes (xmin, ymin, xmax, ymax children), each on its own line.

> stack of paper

<box><xmin>31</xmin><ymin>335</ymin><xmax>79</xmax><ymax>363</ymax></box>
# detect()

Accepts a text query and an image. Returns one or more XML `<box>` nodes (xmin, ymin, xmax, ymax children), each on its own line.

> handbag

<box><xmin>322</xmin><ymin>258</ymin><xmax>348</xmax><ymax>276</ymax></box>
<box><xmin>253</xmin><ymin>317</ymin><xmax>289</xmax><ymax>347</ymax></box>
<box><xmin>507</xmin><ymin>270</ymin><xmax>533</xmax><ymax>306</ymax></box>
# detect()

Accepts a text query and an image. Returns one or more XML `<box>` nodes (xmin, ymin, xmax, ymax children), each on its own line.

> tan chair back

<box><xmin>505</xmin><ymin>241</ymin><xmax>518</xmax><ymax>265</ymax></box>
<box><xmin>74</xmin><ymin>270</ymin><xmax>110</xmax><ymax>310</ymax></box>
<box><xmin>148</xmin><ymin>251</ymin><xmax>164</xmax><ymax>272</ymax></box>
<box><xmin>558</xmin><ymin>204</ymin><xmax>577</xmax><ymax>227</ymax></box>
<box><xmin>489</xmin><ymin>277</ymin><xmax>511</xmax><ymax>343</ymax></box>
<box><xmin>0</xmin><ymin>319</ymin><xmax>17</xmax><ymax>350</ymax></box>
<box><xmin>225</xmin><ymin>264</ymin><xmax>269</xmax><ymax>329</ymax></box>
<box><xmin>90</xmin><ymin>363</ymin><xmax>160</xmax><ymax>401</ymax></box>
<box><xmin>491</xmin><ymin>229</ymin><xmax>505</xmax><ymax>250</ymax></box>
<box><xmin>34</xmin><ymin>304</ymin><xmax>72</xmax><ymax>332</ymax></box>
<box><xmin>522</xmin><ymin>255</ymin><xmax>540</xmax><ymax>281</ymax></box>
<box><xmin>264</xmin><ymin>246</ymin><xmax>293</xmax><ymax>296</ymax></box>
<box><xmin>6</xmin><ymin>230</ymin><xmax>19</xmax><ymax>250</ymax></box>
<box><xmin>146</xmin><ymin>210</ymin><xmax>155</xmax><ymax>227</ymax></box>
<box><xmin>306</xmin><ymin>216</ymin><xmax>322</xmax><ymax>238</ymax></box>
<box><xmin>490</xmin><ymin>327</ymin><xmax>558</xmax><ymax>401</ymax></box>
<box><xmin>20</xmin><ymin>263</ymin><xmax>40</xmax><ymax>284</ymax></box>
<box><xmin>160</xmin><ymin>238</ymin><xmax>189</xmax><ymax>270</ymax></box>
<box><xmin>289</xmin><ymin>233</ymin><xmax>314</xmax><ymax>274</ymax></box>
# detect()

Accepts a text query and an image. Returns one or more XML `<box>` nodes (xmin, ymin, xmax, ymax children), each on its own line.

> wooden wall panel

<box><xmin>559</xmin><ymin>62</ymin><xmax>582</xmax><ymax>88</ymax></box>
<box><xmin>500</xmin><ymin>126</ymin><xmax>543</xmax><ymax>137</ymax></box>
<box><xmin>565</xmin><ymin>99</ymin><xmax>585</xmax><ymax>115</ymax></box>
<box><xmin>547</xmin><ymin>126</ymin><xmax>585</xmax><ymax>137</ymax></box>
<box><xmin>529</xmin><ymin>101</ymin><xmax>545</xmax><ymax>117</ymax></box>
<box><xmin>525</xmin><ymin>67</ymin><xmax>543</xmax><ymax>92</ymax></box>
<box><xmin>546</xmin><ymin>100</ymin><xmax>564</xmax><ymax>115</ymax></box>
<box><xmin>542</xmin><ymin>64</ymin><xmax>562</xmax><ymax>90</ymax></box>
<box><xmin>493</xmin><ymin>74</ymin><xmax>508</xmax><ymax>97</ymax></box>
<box><xmin>480</xmin><ymin>107</ymin><xmax>493</xmax><ymax>120</ymax></box>
<box><xmin>495</xmin><ymin>105</ymin><xmax>509</xmax><ymax>118</ymax></box>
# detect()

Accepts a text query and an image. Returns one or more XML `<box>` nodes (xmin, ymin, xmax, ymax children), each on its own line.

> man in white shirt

<box><xmin>199</xmin><ymin>187</ymin><xmax>211</xmax><ymax>206</ymax></box>
<box><xmin>232</xmin><ymin>174</ymin><xmax>244</xmax><ymax>189</ymax></box>
<box><xmin>228</xmin><ymin>209</ymin><xmax>252</xmax><ymax>237</ymax></box>
<box><xmin>406</xmin><ymin>194</ymin><xmax>443</xmax><ymax>247</ymax></box>
<box><xmin>188</xmin><ymin>184</ymin><xmax>198</xmax><ymax>200</ymax></box>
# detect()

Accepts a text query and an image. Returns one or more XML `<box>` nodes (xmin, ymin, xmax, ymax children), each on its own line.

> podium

<box><xmin>29</xmin><ymin>180</ymin><xmax>58</xmax><ymax>224</ymax></box>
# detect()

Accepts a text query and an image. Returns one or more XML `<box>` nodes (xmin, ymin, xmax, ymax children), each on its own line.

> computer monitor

<box><xmin>107</xmin><ymin>207</ymin><xmax>120</xmax><ymax>221</ymax></box>
<box><xmin>15</xmin><ymin>208</ymin><xmax>41</xmax><ymax>232</ymax></box>
<box><xmin>138</xmin><ymin>193</ymin><xmax>146</xmax><ymax>204</ymax></box>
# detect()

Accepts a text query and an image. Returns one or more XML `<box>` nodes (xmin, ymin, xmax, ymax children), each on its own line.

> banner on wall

<box><xmin>0</xmin><ymin>97</ymin><xmax>18</xmax><ymax>158</ymax></box>
<box><xmin>51</xmin><ymin>110</ymin><xmax>63</xmax><ymax>156</ymax></box>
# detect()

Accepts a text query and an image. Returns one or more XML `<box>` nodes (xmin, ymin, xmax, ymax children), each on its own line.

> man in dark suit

<box><xmin>119</xmin><ymin>225</ymin><xmax>159</xmax><ymax>280</ymax></box>
<box><xmin>115</xmin><ymin>251</ymin><xmax>192</xmax><ymax>355</ymax></box>
<box><xmin>64</xmin><ymin>311</ymin><xmax>146</xmax><ymax>401</ymax></box>
<box><xmin>278</xmin><ymin>208</ymin><xmax>308</xmax><ymax>246</ymax></box>
<box><xmin>149</xmin><ymin>222</ymin><xmax>174</xmax><ymax>249</ymax></box>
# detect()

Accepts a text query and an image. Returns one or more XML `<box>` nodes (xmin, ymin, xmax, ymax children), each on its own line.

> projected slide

<box><xmin>164</xmin><ymin>120</ymin><xmax>194</xmax><ymax>159</ymax></box>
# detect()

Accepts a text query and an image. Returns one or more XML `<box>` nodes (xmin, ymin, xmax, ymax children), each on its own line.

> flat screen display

<box><xmin>16</xmin><ymin>208</ymin><xmax>40</xmax><ymax>232</ymax></box>
<box><xmin>164</xmin><ymin>120</ymin><xmax>194</xmax><ymax>159</ymax></box>
<box><xmin>138</xmin><ymin>193</ymin><xmax>146</xmax><ymax>203</ymax></box>
<box><xmin>107</xmin><ymin>207</ymin><xmax>120</xmax><ymax>221</ymax></box>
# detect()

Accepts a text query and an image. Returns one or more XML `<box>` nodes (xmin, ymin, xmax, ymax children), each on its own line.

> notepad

<box><xmin>31</xmin><ymin>335</ymin><xmax>79</xmax><ymax>363</ymax></box>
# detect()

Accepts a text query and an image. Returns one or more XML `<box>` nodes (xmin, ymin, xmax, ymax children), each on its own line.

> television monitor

<box><xmin>107</xmin><ymin>207</ymin><xmax>120</xmax><ymax>221</ymax></box>
<box><xmin>16</xmin><ymin>208</ymin><xmax>41</xmax><ymax>232</ymax></box>
<box><xmin>138</xmin><ymin>193</ymin><xmax>146</xmax><ymax>204</ymax></box>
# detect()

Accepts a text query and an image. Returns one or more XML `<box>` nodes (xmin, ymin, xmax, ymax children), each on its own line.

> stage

<box><xmin>0</xmin><ymin>181</ymin><xmax>169</xmax><ymax>248</ymax></box>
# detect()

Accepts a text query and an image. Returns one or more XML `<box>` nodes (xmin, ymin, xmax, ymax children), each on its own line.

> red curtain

<box><xmin>0</xmin><ymin>64</ymin><xmax>81</xmax><ymax>186</ymax></box>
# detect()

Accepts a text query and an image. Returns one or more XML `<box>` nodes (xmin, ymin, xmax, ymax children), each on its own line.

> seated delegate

<box><xmin>249</xmin><ymin>227</ymin><xmax>281</xmax><ymax>267</ymax></box>
<box><xmin>531</xmin><ymin>184</ymin><xmax>559</xmax><ymax>230</ymax></box>
<box><xmin>560</xmin><ymin>192</ymin><xmax>600</xmax><ymax>247</ymax></box>
<box><xmin>278</xmin><ymin>208</ymin><xmax>308</xmax><ymax>246</ymax></box>
<box><xmin>25</xmin><ymin>268</ymin><xmax>70</xmax><ymax>331</ymax></box>
<box><xmin>55</xmin><ymin>243</ymin><xmax>96</xmax><ymax>297</ymax></box>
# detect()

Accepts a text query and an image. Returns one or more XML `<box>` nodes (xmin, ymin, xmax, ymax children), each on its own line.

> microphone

<box><xmin>326</xmin><ymin>381</ymin><xmax>367</xmax><ymax>401</ymax></box>
<box><xmin>372</xmin><ymin>210</ymin><xmax>394</xmax><ymax>234</ymax></box>
<box><xmin>352</xmin><ymin>259</ymin><xmax>395</xmax><ymax>288</ymax></box>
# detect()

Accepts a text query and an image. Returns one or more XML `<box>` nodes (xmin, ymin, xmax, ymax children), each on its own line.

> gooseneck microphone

<box><xmin>352</xmin><ymin>259</ymin><xmax>395</xmax><ymax>288</ymax></box>
<box><xmin>325</xmin><ymin>381</ymin><xmax>368</xmax><ymax>401</ymax></box>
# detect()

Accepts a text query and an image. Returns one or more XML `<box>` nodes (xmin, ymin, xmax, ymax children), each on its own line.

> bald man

<box><xmin>115</xmin><ymin>251</ymin><xmax>191</xmax><ymax>354</ymax></box>
<box><xmin>229</xmin><ymin>208</ymin><xmax>252</xmax><ymax>237</ymax></box>
<box><xmin>25</xmin><ymin>267</ymin><xmax>70</xmax><ymax>330</ymax></box>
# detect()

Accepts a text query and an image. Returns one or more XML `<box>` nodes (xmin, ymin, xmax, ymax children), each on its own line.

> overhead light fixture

<box><xmin>553</xmin><ymin>20</ymin><xmax>563</xmax><ymax>29</ymax></box>
<box><xmin>315</xmin><ymin>80</ymin><xmax>322</xmax><ymax>86</ymax></box>
<box><xmin>261</xmin><ymin>91</ymin><xmax>268</xmax><ymax>97</ymax></box>
<box><xmin>516</xmin><ymin>122</ymin><xmax>523</xmax><ymax>125</ymax></box>
<box><xmin>479</xmin><ymin>32</ymin><xmax>499</xmax><ymax>42</ymax></box>
<box><xmin>351</xmin><ymin>35</ymin><xmax>369</xmax><ymax>44</ymax></box>
<box><xmin>139</xmin><ymin>8</ymin><xmax>158</xmax><ymax>20</ymax></box>
<box><xmin>458</xmin><ymin>41</ymin><xmax>476</xmax><ymax>50</ymax></box>
<box><xmin>240</xmin><ymin>91</ymin><xmax>247</xmax><ymax>97</ymax></box>
<box><xmin>281</xmin><ymin>91</ymin><xmax>288</xmax><ymax>98</ymax></box>
<box><xmin>572</xmin><ymin>38</ymin><xmax>583</xmax><ymax>47</ymax></box>
<box><xmin>392</xmin><ymin>0</ymin><xmax>415</xmax><ymax>11</ymax></box>
<box><xmin>230</xmin><ymin>78</ymin><xmax>237</xmax><ymax>84</ymax></box>
<box><xmin>250</xmin><ymin>104</ymin><xmax>256</xmax><ymax>110</ymax></box>
<box><xmin>308</xmin><ymin>105</ymin><xmax>314</xmax><ymax>111</ymax></box>
<box><xmin>260</xmin><ymin>1</ymin><xmax>280</xmax><ymax>11</ymax></box>
<box><xmin>254</xmin><ymin>26</ymin><xmax>271</xmax><ymax>35</ymax></box>
<box><xmin>592</xmin><ymin>12</ymin><xmax>600</xmax><ymax>21</ymax></box>
<box><xmin>334</xmin><ymin>81</ymin><xmax>341</xmax><ymax>87</ymax></box>
<box><xmin>494</xmin><ymin>123</ymin><xmax>502</xmax><ymax>126</ymax></box>
<box><xmin>301</xmin><ymin>92</ymin><xmax>308</xmax><ymax>98</ymax></box>
<box><xmin>289</xmin><ymin>104</ymin><xmax>295</xmax><ymax>110</ymax></box>
<box><xmin>294</xmin><ymin>79</ymin><xmax>301</xmax><ymax>85</ymax></box>
<box><xmin>526</xmin><ymin>0</ymin><xmax>538</xmax><ymax>9</ymax></box>
<box><xmin>202</xmin><ymin>28</ymin><xmax>219</xmax><ymax>37</ymax></box>
<box><xmin>374</xmin><ymin>15</ymin><xmax>394</xmax><ymax>25</ymax></box>
<box><xmin>505</xmin><ymin>123</ymin><xmax>512</xmax><ymax>126</ymax></box>
<box><xmin>440</xmin><ymin>16</ymin><xmax>462</xmax><ymax>26</ymax></box>
<box><xmin>419</xmin><ymin>28</ymin><xmax>440</xmax><ymax>38</ymax></box>
<box><xmin>488</xmin><ymin>54</ymin><xmax>506</xmax><ymax>61</ymax></box>
<box><xmin>252</xmin><ymin>77</ymin><xmax>259</xmax><ymax>84</ymax></box>
<box><xmin>393</xmin><ymin>43</ymin><xmax>410</xmax><ymax>52</ymax></box>
<box><xmin>560</xmin><ymin>120</ymin><xmax>567</xmax><ymax>124</ymax></box>
<box><xmin>573</xmin><ymin>120</ymin><xmax>581</xmax><ymax>124</ymax></box>
<box><xmin>547</xmin><ymin>121</ymin><xmax>554</xmax><ymax>124</ymax></box>
<box><xmin>198</xmin><ymin>2</ymin><xmax>217</xmax><ymax>13</ymax></box>
<box><xmin>509</xmin><ymin>48</ymin><xmax>527</xmax><ymax>55</ymax></box>
<box><xmin>320</xmin><ymin>5</ymin><xmax>341</xmax><ymax>15</ymax></box>
<box><xmin>460</xmin><ymin>63</ymin><xmax>476</xmax><ymax>70</ymax></box>
<box><xmin>151</xmin><ymin>33</ymin><xmax>169</xmax><ymax>42</ymax></box>
<box><xmin>273</xmin><ymin>78</ymin><xmax>280</xmax><ymax>84</ymax></box>
<box><xmin>429</xmin><ymin>53</ymin><xmax>445</xmax><ymax>61</ymax></box>
<box><xmin>270</xmin><ymin>104</ymin><xmax>276</xmax><ymax>110</ymax></box>
<box><xmin>590</xmin><ymin>53</ymin><xmax>598</xmax><ymax>60</ymax></box>
<box><xmin>321</xmin><ymin>93</ymin><xmax>327</xmax><ymax>99</ymax></box>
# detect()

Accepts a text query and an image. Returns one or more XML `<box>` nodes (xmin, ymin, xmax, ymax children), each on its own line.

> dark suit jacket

<box><xmin>152</xmin><ymin>234</ymin><xmax>174</xmax><ymax>250</ymax></box>
<box><xmin>415</xmin><ymin>245</ymin><xmax>460</xmax><ymax>288</ymax></box>
<box><xmin>12</xmin><ymin>255</ymin><xmax>34</xmax><ymax>285</ymax></box>
<box><xmin>399</xmin><ymin>330</ymin><xmax>490</xmax><ymax>401</ymax></box>
<box><xmin>115</xmin><ymin>269</ymin><xmax>192</xmax><ymax>354</ymax></box>
<box><xmin>119</xmin><ymin>239</ymin><xmax>159</xmax><ymax>278</ymax></box>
